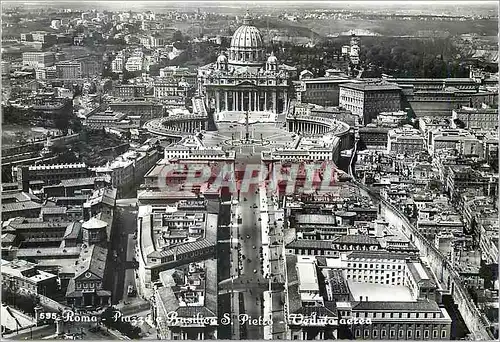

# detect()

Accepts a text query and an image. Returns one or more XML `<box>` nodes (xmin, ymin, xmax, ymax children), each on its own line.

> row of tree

<box><xmin>2</xmin><ymin>286</ymin><xmax>41</xmax><ymax>316</ymax></box>
<box><xmin>359</xmin><ymin>37</ymin><xmax>470</xmax><ymax>78</ymax></box>
<box><xmin>267</xmin><ymin>36</ymin><xmax>474</xmax><ymax>78</ymax></box>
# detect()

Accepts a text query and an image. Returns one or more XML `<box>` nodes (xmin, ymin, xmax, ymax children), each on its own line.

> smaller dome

<box><xmin>267</xmin><ymin>51</ymin><xmax>278</xmax><ymax>64</ymax></box>
<box><xmin>217</xmin><ymin>53</ymin><xmax>227</xmax><ymax>63</ymax></box>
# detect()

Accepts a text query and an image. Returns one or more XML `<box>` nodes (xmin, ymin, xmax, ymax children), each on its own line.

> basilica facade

<box><xmin>197</xmin><ymin>13</ymin><xmax>296</xmax><ymax>116</ymax></box>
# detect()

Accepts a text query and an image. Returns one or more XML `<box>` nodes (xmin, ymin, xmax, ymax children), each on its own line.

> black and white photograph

<box><xmin>0</xmin><ymin>1</ymin><xmax>498</xmax><ymax>340</ymax></box>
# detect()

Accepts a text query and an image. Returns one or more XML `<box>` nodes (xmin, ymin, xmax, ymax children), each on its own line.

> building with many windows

<box><xmin>284</xmin><ymin>256</ymin><xmax>339</xmax><ymax>340</ymax></box>
<box><xmin>1</xmin><ymin>259</ymin><xmax>58</xmax><ymax>296</ymax></box>
<box><xmin>295</xmin><ymin>74</ymin><xmax>354</xmax><ymax>107</ymax></box>
<box><xmin>113</xmin><ymin>84</ymin><xmax>146</xmax><ymax>98</ymax></box>
<box><xmin>92</xmin><ymin>143</ymin><xmax>160</xmax><ymax>197</ymax></box>
<box><xmin>31</xmin><ymin>31</ymin><xmax>57</xmax><ymax>46</ymax></box>
<box><xmin>84</xmin><ymin>109</ymin><xmax>129</xmax><ymax>130</ymax></box>
<box><xmin>136</xmin><ymin>200</ymin><xmax>218</xmax><ymax>289</ymax></box>
<box><xmin>107</xmin><ymin>99</ymin><xmax>164</xmax><ymax>122</ymax></box>
<box><xmin>452</xmin><ymin>107</ymin><xmax>498</xmax><ymax>130</ymax></box>
<box><xmin>153</xmin><ymin>78</ymin><xmax>190</xmax><ymax>99</ymax></box>
<box><xmin>351</xmin><ymin>300</ymin><xmax>452</xmax><ymax>340</ymax></box>
<box><xmin>22</xmin><ymin>52</ymin><xmax>55</xmax><ymax>68</ymax></box>
<box><xmin>14</xmin><ymin>163</ymin><xmax>90</xmax><ymax>189</ymax></box>
<box><xmin>152</xmin><ymin>261</ymin><xmax>218</xmax><ymax>340</ymax></box>
<box><xmin>55</xmin><ymin>61</ymin><xmax>81</xmax><ymax>79</ymax></box>
<box><xmin>427</xmin><ymin>128</ymin><xmax>483</xmax><ymax>158</ymax></box>
<box><xmin>339</xmin><ymin>82</ymin><xmax>401</xmax><ymax>125</ymax></box>
<box><xmin>387</xmin><ymin>127</ymin><xmax>425</xmax><ymax>156</ymax></box>
<box><xmin>125</xmin><ymin>56</ymin><xmax>143</xmax><ymax>72</ymax></box>
<box><xmin>283</xmin><ymin>253</ymin><xmax>451</xmax><ymax>340</ymax></box>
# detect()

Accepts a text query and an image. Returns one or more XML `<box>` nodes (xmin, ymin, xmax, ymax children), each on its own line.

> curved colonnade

<box><xmin>286</xmin><ymin>114</ymin><xmax>353</xmax><ymax>150</ymax></box>
<box><xmin>144</xmin><ymin>97</ymin><xmax>208</xmax><ymax>139</ymax></box>
<box><xmin>161</xmin><ymin>114</ymin><xmax>207</xmax><ymax>133</ymax></box>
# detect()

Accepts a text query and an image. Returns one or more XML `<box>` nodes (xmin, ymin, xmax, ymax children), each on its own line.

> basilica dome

<box><xmin>228</xmin><ymin>12</ymin><xmax>265</xmax><ymax>66</ymax></box>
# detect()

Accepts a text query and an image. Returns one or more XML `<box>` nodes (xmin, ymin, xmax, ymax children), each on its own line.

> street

<box><xmin>211</xmin><ymin>119</ymin><xmax>295</xmax><ymax>339</ymax></box>
<box><xmin>109</xmin><ymin>207</ymin><xmax>151</xmax><ymax>332</ymax></box>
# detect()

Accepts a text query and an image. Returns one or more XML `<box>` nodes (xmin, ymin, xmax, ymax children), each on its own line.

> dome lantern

<box><xmin>242</xmin><ymin>10</ymin><xmax>252</xmax><ymax>25</ymax></box>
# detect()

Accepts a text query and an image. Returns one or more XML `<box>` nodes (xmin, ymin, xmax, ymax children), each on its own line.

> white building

<box><xmin>111</xmin><ymin>56</ymin><xmax>124</xmax><ymax>73</ymax></box>
<box><xmin>1</xmin><ymin>61</ymin><xmax>10</xmax><ymax>76</ymax></box>
<box><xmin>387</xmin><ymin>126</ymin><xmax>425</xmax><ymax>156</ymax></box>
<box><xmin>375</xmin><ymin>111</ymin><xmax>407</xmax><ymax>127</ymax></box>
<box><xmin>50</xmin><ymin>19</ymin><xmax>61</xmax><ymax>30</ymax></box>
<box><xmin>22</xmin><ymin>52</ymin><xmax>55</xmax><ymax>68</ymax></box>
<box><xmin>163</xmin><ymin>135</ymin><xmax>235</xmax><ymax>161</ymax></box>
<box><xmin>263</xmin><ymin>135</ymin><xmax>340</xmax><ymax>163</ymax></box>
<box><xmin>92</xmin><ymin>143</ymin><xmax>159</xmax><ymax>197</ymax></box>
<box><xmin>125</xmin><ymin>56</ymin><xmax>143</xmax><ymax>72</ymax></box>
<box><xmin>428</xmin><ymin>128</ymin><xmax>484</xmax><ymax>158</ymax></box>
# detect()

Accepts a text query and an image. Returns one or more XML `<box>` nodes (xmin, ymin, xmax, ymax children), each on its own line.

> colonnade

<box><xmin>165</xmin><ymin>120</ymin><xmax>205</xmax><ymax>132</ymax></box>
<box><xmin>288</xmin><ymin>120</ymin><xmax>330</xmax><ymax>135</ymax></box>
<box><xmin>175</xmin><ymin>332</ymin><xmax>205</xmax><ymax>340</ymax></box>
<box><xmin>298</xmin><ymin>330</ymin><xmax>327</xmax><ymax>340</ymax></box>
<box><xmin>214</xmin><ymin>89</ymin><xmax>288</xmax><ymax>114</ymax></box>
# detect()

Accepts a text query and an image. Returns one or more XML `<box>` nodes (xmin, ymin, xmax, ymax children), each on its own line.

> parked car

<box><xmin>127</xmin><ymin>285</ymin><xmax>136</xmax><ymax>297</ymax></box>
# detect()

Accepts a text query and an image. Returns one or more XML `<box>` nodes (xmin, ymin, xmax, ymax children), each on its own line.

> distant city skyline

<box><xmin>3</xmin><ymin>0</ymin><xmax>498</xmax><ymax>17</ymax></box>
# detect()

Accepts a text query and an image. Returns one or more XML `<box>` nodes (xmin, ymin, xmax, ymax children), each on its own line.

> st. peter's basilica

<box><xmin>197</xmin><ymin>12</ymin><xmax>296</xmax><ymax>120</ymax></box>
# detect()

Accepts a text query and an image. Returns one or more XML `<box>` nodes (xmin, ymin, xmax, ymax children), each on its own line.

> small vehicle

<box><xmin>127</xmin><ymin>285</ymin><xmax>136</xmax><ymax>297</ymax></box>
<box><xmin>252</xmin><ymin>245</ymin><xmax>256</xmax><ymax>249</ymax></box>
<box><xmin>253</xmin><ymin>269</ymin><xmax>257</xmax><ymax>273</ymax></box>
<box><xmin>246</xmin><ymin>235</ymin><xmax>250</xmax><ymax>239</ymax></box>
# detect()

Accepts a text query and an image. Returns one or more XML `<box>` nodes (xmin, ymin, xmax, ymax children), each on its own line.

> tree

<box><xmin>69</xmin><ymin>119</ymin><xmax>83</xmax><ymax>133</ymax></box>
<box><xmin>100</xmin><ymin>306</ymin><xmax>118</xmax><ymax>327</ymax></box>
<box><xmin>172</xmin><ymin>30</ymin><xmax>183</xmax><ymax>42</ymax></box>
<box><xmin>453</xmin><ymin>118</ymin><xmax>466</xmax><ymax>129</ymax></box>
<box><xmin>1</xmin><ymin>286</ymin><xmax>40</xmax><ymax>316</ymax></box>
<box><xmin>54</xmin><ymin>114</ymin><xmax>70</xmax><ymax>134</ymax></box>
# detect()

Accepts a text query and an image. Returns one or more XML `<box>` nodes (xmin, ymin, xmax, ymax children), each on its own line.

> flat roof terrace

<box><xmin>347</xmin><ymin>280</ymin><xmax>414</xmax><ymax>302</ymax></box>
